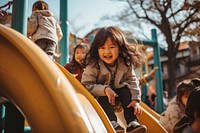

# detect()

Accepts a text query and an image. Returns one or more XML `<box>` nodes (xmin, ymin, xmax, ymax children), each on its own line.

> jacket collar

<box><xmin>98</xmin><ymin>57</ymin><xmax>129</xmax><ymax>75</ymax></box>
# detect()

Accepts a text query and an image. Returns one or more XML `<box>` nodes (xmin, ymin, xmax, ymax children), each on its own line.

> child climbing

<box><xmin>27</xmin><ymin>0</ymin><xmax>63</xmax><ymax>60</ymax></box>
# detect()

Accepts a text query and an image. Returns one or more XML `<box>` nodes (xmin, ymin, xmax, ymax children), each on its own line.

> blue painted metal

<box><xmin>0</xmin><ymin>105</ymin><xmax>5</xmax><ymax>133</ymax></box>
<box><xmin>151</xmin><ymin>29</ymin><xmax>164</xmax><ymax>113</ymax></box>
<box><xmin>4</xmin><ymin>103</ymin><xmax>25</xmax><ymax>133</ymax></box>
<box><xmin>89</xmin><ymin>34</ymin><xmax>94</xmax><ymax>43</ymax></box>
<box><xmin>127</xmin><ymin>29</ymin><xmax>164</xmax><ymax>113</ymax></box>
<box><xmin>11</xmin><ymin>0</ymin><xmax>28</xmax><ymax>35</ymax></box>
<box><xmin>141</xmin><ymin>65</ymin><xmax>148</xmax><ymax>102</ymax></box>
<box><xmin>59</xmin><ymin>0</ymin><xmax>69</xmax><ymax>65</ymax></box>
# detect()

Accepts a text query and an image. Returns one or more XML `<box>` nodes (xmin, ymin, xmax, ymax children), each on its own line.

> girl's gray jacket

<box><xmin>27</xmin><ymin>10</ymin><xmax>63</xmax><ymax>44</ymax></box>
<box><xmin>81</xmin><ymin>57</ymin><xmax>141</xmax><ymax>102</ymax></box>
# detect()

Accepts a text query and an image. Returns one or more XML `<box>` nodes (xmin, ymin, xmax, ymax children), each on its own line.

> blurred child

<box><xmin>64</xmin><ymin>43</ymin><xmax>88</xmax><ymax>82</ymax></box>
<box><xmin>174</xmin><ymin>86</ymin><xmax>200</xmax><ymax>133</ymax></box>
<box><xmin>81</xmin><ymin>26</ymin><xmax>147</xmax><ymax>133</ymax></box>
<box><xmin>159</xmin><ymin>78</ymin><xmax>200</xmax><ymax>133</ymax></box>
<box><xmin>27</xmin><ymin>1</ymin><xmax>63</xmax><ymax>60</ymax></box>
<box><xmin>163</xmin><ymin>91</ymin><xmax>169</xmax><ymax>109</ymax></box>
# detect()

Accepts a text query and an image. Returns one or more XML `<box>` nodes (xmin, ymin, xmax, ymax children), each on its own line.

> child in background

<box><xmin>81</xmin><ymin>26</ymin><xmax>147</xmax><ymax>133</ymax></box>
<box><xmin>163</xmin><ymin>91</ymin><xmax>169</xmax><ymax>110</ymax></box>
<box><xmin>174</xmin><ymin>86</ymin><xmax>200</xmax><ymax>133</ymax></box>
<box><xmin>27</xmin><ymin>1</ymin><xmax>63</xmax><ymax>60</ymax></box>
<box><xmin>64</xmin><ymin>43</ymin><xmax>88</xmax><ymax>82</ymax></box>
<box><xmin>159</xmin><ymin>78</ymin><xmax>200</xmax><ymax>133</ymax></box>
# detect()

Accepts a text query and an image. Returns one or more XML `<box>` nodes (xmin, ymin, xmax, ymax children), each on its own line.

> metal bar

<box><xmin>151</xmin><ymin>29</ymin><xmax>164</xmax><ymax>113</ymax></box>
<box><xmin>59</xmin><ymin>0</ymin><xmax>69</xmax><ymax>65</ymax></box>
<box><xmin>4</xmin><ymin>103</ymin><xmax>24</xmax><ymax>133</ymax></box>
<box><xmin>11</xmin><ymin>0</ymin><xmax>28</xmax><ymax>35</ymax></box>
<box><xmin>127</xmin><ymin>38</ymin><xmax>156</xmax><ymax>47</ymax></box>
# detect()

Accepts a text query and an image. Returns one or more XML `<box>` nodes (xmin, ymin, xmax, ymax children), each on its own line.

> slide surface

<box><xmin>0</xmin><ymin>24</ymin><xmax>166</xmax><ymax>133</ymax></box>
<box><xmin>0</xmin><ymin>24</ymin><xmax>112</xmax><ymax>133</ymax></box>
<box><xmin>56</xmin><ymin>61</ymin><xmax>167</xmax><ymax>133</ymax></box>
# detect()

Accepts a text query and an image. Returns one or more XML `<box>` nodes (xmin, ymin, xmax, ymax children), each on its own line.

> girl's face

<box><xmin>98</xmin><ymin>37</ymin><xmax>119</xmax><ymax>67</ymax></box>
<box><xmin>181</xmin><ymin>94</ymin><xmax>188</xmax><ymax>106</ymax></box>
<box><xmin>75</xmin><ymin>47</ymin><xmax>87</xmax><ymax>65</ymax></box>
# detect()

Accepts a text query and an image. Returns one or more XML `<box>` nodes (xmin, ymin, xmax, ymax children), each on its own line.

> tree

<box><xmin>104</xmin><ymin>0</ymin><xmax>200</xmax><ymax>97</ymax></box>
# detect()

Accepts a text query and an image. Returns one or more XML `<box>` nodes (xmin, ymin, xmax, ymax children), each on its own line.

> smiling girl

<box><xmin>81</xmin><ymin>26</ymin><xmax>146</xmax><ymax>133</ymax></box>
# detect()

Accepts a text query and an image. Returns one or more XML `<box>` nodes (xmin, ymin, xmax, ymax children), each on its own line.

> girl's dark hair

<box><xmin>85</xmin><ymin>26</ymin><xmax>145</xmax><ymax>68</ymax></box>
<box><xmin>185</xmin><ymin>86</ymin><xmax>200</xmax><ymax>122</ymax></box>
<box><xmin>70</xmin><ymin>43</ymin><xmax>88</xmax><ymax>69</ymax></box>
<box><xmin>173</xmin><ymin>84</ymin><xmax>200</xmax><ymax>133</ymax></box>
<box><xmin>32</xmin><ymin>1</ymin><xmax>49</xmax><ymax>11</ymax></box>
<box><xmin>191</xmin><ymin>78</ymin><xmax>200</xmax><ymax>86</ymax></box>
<box><xmin>176</xmin><ymin>78</ymin><xmax>200</xmax><ymax>104</ymax></box>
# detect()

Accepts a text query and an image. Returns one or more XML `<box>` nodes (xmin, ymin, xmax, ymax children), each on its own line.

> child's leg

<box><xmin>115</xmin><ymin>87</ymin><xmax>137</xmax><ymax>124</ymax></box>
<box><xmin>98</xmin><ymin>97</ymin><xmax>124</xmax><ymax>132</ymax></box>
<box><xmin>35</xmin><ymin>39</ymin><xmax>47</xmax><ymax>51</ymax></box>
<box><xmin>97</xmin><ymin>96</ymin><xmax>117</xmax><ymax>122</ymax></box>
<box><xmin>115</xmin><ymin>87</ymin><xmax>147</xmax><ymax>133</ymax></box>
<box><xmin>35</xmin><ymin>39</ymin><xmax>56</xmax><ymax>55</ymax></box>
<box><xmin>35</xmin><ymin>39</ymin><xmax>56</xmax><ymax>60</ymax></box>
<box><xmin>45</xmin><ymin>40</ymin><xmax>56</xmax><ymax>56</ymax></box>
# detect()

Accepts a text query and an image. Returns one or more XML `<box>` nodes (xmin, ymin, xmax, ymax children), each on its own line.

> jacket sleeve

<box><xmin>56</xmin><ymin>22</ymin><xmax>63</xmax><ymax>41</ymax></box>
<box><xmin>81</xmin><ymin>65</ymin><xmax>109</xmax><ymax>97</ymax></box>
<box><xmin>27</xmin><ymin>12</ymin><xmax>38</xmax><ymax>36</ymax></box>
<box><xmin>124</xmin><ymin>67</ymin><xmax>141</xmax><ymax>102</ymax></box>
<box><xmin>159</xmin><ymin>103</ymin><xmax>182</xmax><ymax>132</ymax></box>
<box><xmin>64</xmin><ymin>63</ymin><xmax>71</xmax><ymax>72</ymax></box>
<box><xmin>166</xmin><ymin>105</ymin><xmax>183</xmax><ymax>132</ymax></box>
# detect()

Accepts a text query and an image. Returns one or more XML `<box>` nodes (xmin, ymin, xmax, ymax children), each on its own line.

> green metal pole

<box><xmin>11</xmin><ymin>0</ymin><xmax>27</xmax><ymax>35</ymax></box>
<box><xmin>4</xmin><ymin>1</ymin><xmax>28</xmax><ymax>132</ymax></box>
<box><xmin>127</xmin><ymin>38</ymin><xmax>156</xmax><ymax>47</ymax></box>
<box><xmin>0</xmin><ymin>105</ymin><xmax>5</xmax><ymax>132</ymax></box>
<box><xmin>141</xmin><ymin>65</ymin><xmax>148</xmax><ymax>102</ymax></box>
<box><xmin>4</xmin><ymin>103</ymin><xmax>24</xmax><ymax>133</ymax></box>
<box><xmin>128</xmin><ymin>29</ymin><xmax>164</xmax><ymax>113</ymax></box>
<box><xmin>151</xmin><ymin>29</ymin><xmax>164</xmax><ymax>113</ymax></box>
<box><xmin>59</xmin><ymin>0</ymin><xmax>69</xmax><ymax>65</ymax></box>
<box><xmin>89</xmin><ymin>34</ymin><xmax>94</xmax><ymax>43</ymax></box>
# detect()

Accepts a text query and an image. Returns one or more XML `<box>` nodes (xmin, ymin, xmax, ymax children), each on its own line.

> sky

<box><xmin>0</xmin><ymin>0</ymin><xmax>127</xmax><ymax>38</ymax></box>
<box><xmin>68</xmin><ymin>0</ymin><xmax>127</xmax><ymax>37</ymax></box>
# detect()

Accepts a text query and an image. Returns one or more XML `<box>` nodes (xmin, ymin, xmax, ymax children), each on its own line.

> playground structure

<box><xmin>0</xmin><ymin>24</ymin><xmax>167</xmax><ymax>132</ymax></box>
<box><xmin>0</xmin><ymin>24</ymin><xmax>113</xmax><ymax>132</ymax></box>
<box><xmin>0</xmin><ymin>0</ymin><xmax>166</xmax><ymax>132</ymax></box>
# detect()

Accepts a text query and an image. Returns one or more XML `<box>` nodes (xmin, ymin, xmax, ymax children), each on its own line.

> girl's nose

<box><xmin>105</xmin><ymin>48</ymin><xmax>111</xmax><ymax>53</ymax></box>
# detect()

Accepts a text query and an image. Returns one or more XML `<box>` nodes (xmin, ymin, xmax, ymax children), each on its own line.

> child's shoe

<box><xmin>111</xmin><ymin>121</ymin><xmax>124</xmax><ymax>133</ymax></box>
<box><xmin>126</xmin><ymin>121</ymin><xmax>147</xmax><ymax>133</ymax></box>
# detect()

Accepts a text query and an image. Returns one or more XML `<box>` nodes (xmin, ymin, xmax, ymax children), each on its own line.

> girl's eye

<box><xmin>99</xmin><ymin>46</ymin><xmax>105</xmax><ymax>49</ymax></box>
<box><xmin>110</xmin><ymin>45</ymin><xmax>116</xmax><ymax>48</ymax></box>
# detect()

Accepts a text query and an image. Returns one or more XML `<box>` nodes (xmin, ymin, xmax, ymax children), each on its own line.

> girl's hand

<box><xmin>127</xmin><ymin>100</ymin><xmax>143</xmax><ymax>115</ymax></box>
<box><xmin>72</xmin><ymin>74</ymin><xmax>78</xmax><ymax>77</ymax></box>
<box><xmin>104</xmin><ymin>87</ymin><xmax>118</xmax><ymax>106</ymax></box>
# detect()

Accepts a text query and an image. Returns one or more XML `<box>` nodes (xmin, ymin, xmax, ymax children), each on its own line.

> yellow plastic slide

<box><xmin>0</xmin><ymin>24</ymin><xmax>113</xmax><ymax>133</ymax></box>
<box><xmin>57</xmin><ymin>63</ymin><xmax>167</xmax><ymax>133</ymax></box>
<box><xmin>0</xmin><ymin>24</ymin><xmax>167</xmax><ymax>133</ymax></box>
